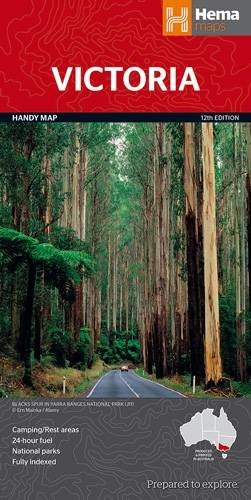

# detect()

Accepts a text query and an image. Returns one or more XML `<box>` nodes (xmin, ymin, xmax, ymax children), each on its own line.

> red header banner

<box><xmin>0</xmin><ymin>0</ymin><xmax>251</xmax><ymax>112</ymax></box>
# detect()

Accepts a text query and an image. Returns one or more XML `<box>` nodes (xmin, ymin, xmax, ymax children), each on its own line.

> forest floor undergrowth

<box><xmin>1</xmin><ymin>355</ymin><xmax>250</xmax><ymax>398</ymax></box>
<box><xmin>0</xmin><ymin>355</ymin><xmax>107</xmax><ymax>398</ymax></box>
<box><xmin>135</xmin><ymin>367</ymin><xmax>251</xmax><ymax>398</ymax></box>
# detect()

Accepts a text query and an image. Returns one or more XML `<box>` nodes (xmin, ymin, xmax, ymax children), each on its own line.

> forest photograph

<box><xmin>0</xmin><ymin>121</ymin><xmax>251</xmax><ymax>398</ymax></box>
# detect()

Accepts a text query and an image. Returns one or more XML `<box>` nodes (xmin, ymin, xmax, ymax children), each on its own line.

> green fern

<box><xmin>0</xmin><ymin>226</ymin><xmax>94</xmax><ymax>299</ymax></box>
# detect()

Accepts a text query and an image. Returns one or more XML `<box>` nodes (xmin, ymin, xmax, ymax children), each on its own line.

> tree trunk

<box><xmin>36</xmin><ymin>150</ymin><xmax>52</xmax><ymax>359</ymax></box>
<box><xmin>22</xmin><ymin>261</ymin><xmax>36</xmax><ymax>386</ymax></box>
<box><xmin>184</xmin><ymin>123</ymin><xmax>204</xmax><ymax>384</ymax></box>
<box><xmin>174</xmin><ymin>215</ymin><xmax>187</xmax><ymax>374</ymax></box>
<box><xmin>20</xmin><ymin>133</ymin><xmax>34</xmax><ymax>235</ymax></box>
<box><xmin>202</xmin><ymin>123</ymin><xmax>222</xmax><ymax>387</ymax></box>
<box><xmin>125</xmin><ymin>255</ymin><xmax>129</xmax><ymax>355</ymax></box>
<box><xmin>34</xmin><ymin>304</ymin><xmax>42</xmax><ymax>362</ymax></box>
<box><xmin>107</xmin><ymin>234</ymin><xmax>111</xmax><ymax>334</ymax></box>
<box><xmin>125</xmin><ymin>256</ymin><xmax>129</xmax><ymax>354</ymax></box>
<box><xmin>153</xmin><ymin>123</ymin><xmax>169</xmax><ymax>378</ymax></box>
<box><xmin>70</xmin><ymin>125</ymin><xmax>88</xmax><ymax>339</ymax></box>
<box><xmin>119</xmin><ymin>281</ymin><xmax>123</xmax><ymax>332</ymax></box>
<box><xmin>18</xmin><ymin>130</ymin><xmax>35</xmax><ymax>358</ymax></box>
<box><xmin>235</xmin><ymin>124</ymin><xmax>247</xmax><ymax>381</ymax></box>
<box><xmin>10</xmin><ymin>279</ymin><xmax>19</xmax><ymax>347</ymax></box>
<box><xmin>112</xmin><ymin>235</ymin><xmax>118</xmax><ymax>332</ymax></box>
<box><xmin>246</xmin><ymin>123</ymin><xmax>251</xmax><ymax>312</ymax></box>
<box><xmin>144</xmin><ymin>191</ymin><xmax>153</xmax><ymax>374</ymax></box>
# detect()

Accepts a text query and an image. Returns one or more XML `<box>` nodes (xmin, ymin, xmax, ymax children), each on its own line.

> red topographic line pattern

<box><xmin>0</xmin><ymin>0</ymin><xmax>251</xmax><ymax>112</ymax></box>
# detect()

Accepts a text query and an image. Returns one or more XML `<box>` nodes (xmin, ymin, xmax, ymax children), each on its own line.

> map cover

<box><xmin>0</xmin><ymin>1</ymin><xmax>251</xmax><ymax>499</ymax></box>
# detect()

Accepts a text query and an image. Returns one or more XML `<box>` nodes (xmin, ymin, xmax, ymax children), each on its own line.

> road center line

<box><xmin>119</xmin><ymin>372</ymin><xmax>140</xmax><ymax>398</ymax></box>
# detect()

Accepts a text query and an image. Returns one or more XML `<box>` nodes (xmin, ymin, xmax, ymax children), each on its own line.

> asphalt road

<box><xmin>86</xmin><ymin>370</ymin><xmax>186</xmax><ymax>398</ymax></box>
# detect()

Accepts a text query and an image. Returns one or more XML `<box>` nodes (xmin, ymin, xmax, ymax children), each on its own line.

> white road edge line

<box><xmin>132</xmin><ymin>370</ymin><xmax>187</xmax><ymax>398</ymax></box>
<box><xmin>86</xmin><ymin>371</ymin><xmax>110</xmax><ymax>398</ymax></box>
<box><xmin>119</xmin><ymin>372</ymin><xmax>140</xmax><ymax>398</ymax></box>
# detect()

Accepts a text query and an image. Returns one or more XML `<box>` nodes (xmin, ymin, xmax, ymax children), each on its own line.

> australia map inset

<box><xmin>180</xmin><ymin>408</ymin><xmax>237</xmax><ymax>459</ymax></box>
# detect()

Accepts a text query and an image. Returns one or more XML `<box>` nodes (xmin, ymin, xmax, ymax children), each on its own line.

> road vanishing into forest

<box><xmin>86</xmin><ymin>370</ymin><xmax>186</xmax><ymax>398</ymax></box>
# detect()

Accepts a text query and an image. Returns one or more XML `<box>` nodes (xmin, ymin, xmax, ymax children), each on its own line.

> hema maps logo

<box><xmin>166</xmin><ymin>7</ymin><xmax>189</xmax><ymax>34</ymax></box>
<box><xmin>163</xmin><ymin>0</ymin><xmax>192</xmax><ymax>36</ymax></box>
<box><xmin>162</xmin><ymin>0</ymin><xmax>245</xmax><ymax>36</ymax></box>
